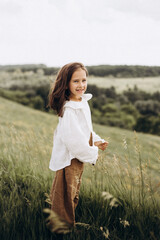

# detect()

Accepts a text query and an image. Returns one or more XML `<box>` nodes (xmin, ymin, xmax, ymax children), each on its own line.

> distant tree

<box><xmin>35</xmin><ymin>84</ymin><xmax>50</xmax><ymax>110</ymax></box>
<box><xmin>87</xmin><ymin>84</ymin><xmax>102</xmax><ymax>97</ymax></box>
<box><xmin>32</xmin><ymin>96</ymin><xmax>44</xmax><ymax>110</ymax></box>
<box><xmin>135</xmin><ymin>100</ymin><xmax>160</xmax><ymax>116</ymax></box>
<box><xmin>121</xmin><ymin>104</ymin><xmax>139</xmax><ymax>118</ymax></box>
<box><xmin>117</xmin><ymin>95</ymin><xmax>129</xmax><ymax>104</ymax></box>
<box><xmin>105</xmin><ymin>87</ymin><xmax>117</xmax><ymax>98</ymax></box>
<box><xmin>152</xmin><ymin>91</ymin><xmax>160</xmax><ymax>101</ymax></box>
<box><xmin>134</xmin><ymin>116</ymin><xmax>153</xmax><ymax>133</ymax></box>
<box><xmin>152</xmin><ymin>117</ymin><xmax>160</xmax><ymax>135</ymax></box>
<box><xmin>101</xmin><ymin>103</ymin><xmax>118</xmax><ymax>113</ymax></box>
<box><xmin>123</xmin><ymin>87</ymin><xmax>151</xmax><ymax>103</ymax></box>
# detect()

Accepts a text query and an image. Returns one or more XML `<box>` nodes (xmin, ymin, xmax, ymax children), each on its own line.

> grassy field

<box><xmin>88</xmin><ymin>76</ymin><xmax>160</xmax><ymax>93</ymax></box>
<box><xmin>0</xmin><ymin>97</ymin><xmax>160</xmax><ymax>240</ymax></box>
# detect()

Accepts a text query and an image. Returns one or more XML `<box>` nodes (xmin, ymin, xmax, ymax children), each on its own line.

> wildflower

<box><xmin>43</xmin><ymin>208</ymin><xmax>72</xmax><ymax>234</ymax></box>
<box><xmin>102</xmin><ymin>191</ymin><xmax>113</xmax><ymax>200</ymax></box>
<box><xmin>75</xmin><ymin>222</ymin><xmax>91</xmax><ymax>230</ymax></box>
<box><xmin>123</xmin><ymin>137</ymin><xmax>127</xmax><ymax>150</ymax></box>
<box><xmin>102</xmin><ymin>192</ymin><xmax>121</xmax><ymax>208</ymax></box>
<box><xmin>44</xmin><ymin>193</ymin><xmax>52</xmax><ymax>205</ymax></box>
<box><xmin>109</xmin><ymin>197</ymin><xmax>120</xmax><ymax>208</ymax></box>
<box><xmin>119</xmin><ymin>218</ymin><xmax>130</xmax><ymax>228</ymax></box>
<box><xmin>100</xmin><ymin>226</ymin><xmax>109</xmax><ymax>239</ymax></box>
<box><xmin>24</xmin><ymin>197</ymin><xmax>31</xmax><ymax>206</ymax></box>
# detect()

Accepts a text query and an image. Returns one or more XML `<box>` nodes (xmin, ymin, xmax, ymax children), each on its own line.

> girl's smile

<box><xmin>69</xmin><ymin>68</ymin><xmax>87</xmax><ymax>101</ymax></box>
<box><xmin>76</xmin><ymin>89</ymin><xmax>85</xmax><ymax>92</ymax></box>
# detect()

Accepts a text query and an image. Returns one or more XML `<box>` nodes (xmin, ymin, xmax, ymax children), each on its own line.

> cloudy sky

<box><xmin>0</xmin><ymin>0</ymin><xmax>160</xmax><ymax>67</ymax></box>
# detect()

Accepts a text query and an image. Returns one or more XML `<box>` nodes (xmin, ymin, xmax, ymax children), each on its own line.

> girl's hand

<box><xmin>94</xmin><ymin>141</ymin><xmax>109</xmax><ymax>151</ymax></box>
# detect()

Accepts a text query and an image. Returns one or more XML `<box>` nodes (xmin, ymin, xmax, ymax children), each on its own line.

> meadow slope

<box><xmin>0</xmin><ymin>97</ymin><xmax>160</xmax><ymax>240</ymax></box>
<box><xmin>88</xmin><ymin>76</ymin><xmax>160</xmax><ymax>93</ymax></box>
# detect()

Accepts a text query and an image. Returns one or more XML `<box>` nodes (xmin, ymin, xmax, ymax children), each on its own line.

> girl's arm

<box><xmin>92</xmin><ymin>131</ymin><xmax>108</xmax><ymax>151</ymax></box>
<box><xmin>92</xmin><ymin>131</ymin><xmax>105</xmax><ymax>143</ymax></box>
<box><xmin>59</xmin><ymin>109</ymin><xmax>99</xmax><ymax>165</ymax></box>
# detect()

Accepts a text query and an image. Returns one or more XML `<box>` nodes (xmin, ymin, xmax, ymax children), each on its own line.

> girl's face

<box><xmin>68</xmin><ymin>68</ymin><xmax>87</xmax><ymax>101</ymax></box>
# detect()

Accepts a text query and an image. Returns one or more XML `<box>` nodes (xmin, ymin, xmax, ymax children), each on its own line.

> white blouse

<box><xmin>49</xmin><ymin>93</ymin><xmax>105</xmax><ymax>171</ymax></box>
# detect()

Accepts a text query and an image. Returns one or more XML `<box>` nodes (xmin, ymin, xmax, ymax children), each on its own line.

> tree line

<box><xmin>1</xmin><ymin>64</ymin><xmax>160</xmax><ymax>78</ymax></box>
<box><xmin>87</xmin><ymin>85</ymin><xmax>160</xmax><ymax>135</ymax></box>
<box><xmin>0</xmin><ymin>83</ymin><xmax>160</xmax><ymax>135</ymax></box>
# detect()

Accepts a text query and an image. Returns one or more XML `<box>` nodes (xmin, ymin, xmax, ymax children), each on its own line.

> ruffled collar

<box><xmin>64</xmin><ymin>93</ymin><xmax>92</xmax><ymax>109</ymax></box>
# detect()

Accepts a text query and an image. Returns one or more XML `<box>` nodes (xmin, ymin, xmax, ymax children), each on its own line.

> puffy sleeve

<box><xmin>59</xmin><ymin>108</ymin><xmax>98</xmax><ymax>165</ymax></box>
<box><xmin>92</xmin><ymin>131</ymin><xmax>106</xmax><ymax>144</ymax></box>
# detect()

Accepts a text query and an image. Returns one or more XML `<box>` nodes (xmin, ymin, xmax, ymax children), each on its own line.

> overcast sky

<box><xmin>0</xmin><ymin>0</ymin><xmax>160</xmax><ymax>67</ymax></box>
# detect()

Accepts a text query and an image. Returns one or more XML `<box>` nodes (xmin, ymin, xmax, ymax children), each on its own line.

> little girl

<box><xmin>48</xmin><ymin>62</ymin><xmax>108</xmax><ymax>228</ymax></box>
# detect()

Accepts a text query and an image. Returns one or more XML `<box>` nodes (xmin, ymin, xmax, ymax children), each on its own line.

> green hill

<box><xmin>0</xmin><ymin>96</ymin><xmax>159</xmax><ymax>178</ymax></box>
<box><xmin>0</xmin><ymin>97</ymin><xmax>160</xmax><ymax>240</ymax></box>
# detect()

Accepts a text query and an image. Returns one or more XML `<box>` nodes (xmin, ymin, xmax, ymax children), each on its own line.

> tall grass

<box><xmin>0</xmin><ymin>96</ymin><xmax>160</xmax><ymax>239</ymax></box>
<box><xmin>0</xmin><ymin>125</ymin><xmax>51</xmax><ymax>240</ymax></box>
<box><xmin>0</xmin><ymin>123</ymin><xmax>160</xmax><ymax>240</ymax></box>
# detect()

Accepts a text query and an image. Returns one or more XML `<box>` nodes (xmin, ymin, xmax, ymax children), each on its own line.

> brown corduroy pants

<box><xmin>50</xmin><ymin>158</ymin><xmax>84</xmax><ymax>226</ymax></box>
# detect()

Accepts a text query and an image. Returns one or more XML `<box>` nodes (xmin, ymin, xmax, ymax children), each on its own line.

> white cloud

<box><xmin>0</xmin><ymin>0</ymin><xmax>160</xmax><ymax>66</ymax></box>
<box><xmin>99</xmin><ymin>0</ymin><xmax>160</xmax><ymax>21</ymax></box>
<box><xmin>0</xmin><ymin>0</ymin><xmax>22</xmax><ymax>15</ymax></box>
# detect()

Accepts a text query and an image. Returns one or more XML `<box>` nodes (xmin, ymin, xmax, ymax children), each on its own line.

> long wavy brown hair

<box><xmin>47</xmin><ymin>62</ymin><xmax>88</xmax><ymax>117</ymax></box>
